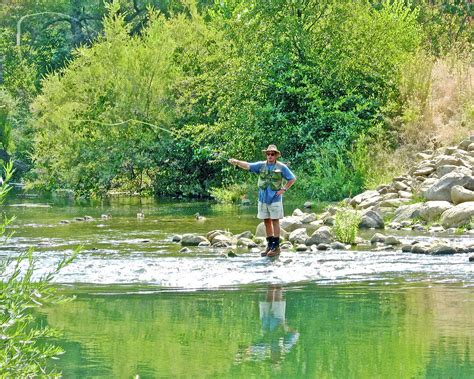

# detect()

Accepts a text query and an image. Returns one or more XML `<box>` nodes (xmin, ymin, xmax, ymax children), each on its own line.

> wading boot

<box><xmin>267</xmin><ymin>237</ymin><xmax>281</xmax><ymax>257</ymax></box>
<box><xmin>261</xmin><ymin>236</ymin><xmax>274</xmax><ymax>257</ymax></box>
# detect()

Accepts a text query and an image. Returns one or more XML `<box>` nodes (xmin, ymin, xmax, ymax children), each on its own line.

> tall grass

<box><xmin>0</xmin><ymin>162</ymin><xmax>78</xmax><ymax>377</ymax></box>
<box><xmin>332</xmin><ymin>206</ymin><xmax>362</xmax><ymax>244</ymax></box>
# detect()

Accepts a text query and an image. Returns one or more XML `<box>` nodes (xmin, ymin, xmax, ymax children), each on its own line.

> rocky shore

<box><xmin>172</xmin><ymin>137</ymin><xmax>474</xmax><ymax>261</ymax></box>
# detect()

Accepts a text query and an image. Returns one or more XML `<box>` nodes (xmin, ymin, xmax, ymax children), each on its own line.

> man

<box><xmin>228</xmin><ymin>144</ymin><xmax>296</xmax><ymax>257</ymax></box>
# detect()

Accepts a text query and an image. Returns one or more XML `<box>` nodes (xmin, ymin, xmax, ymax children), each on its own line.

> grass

<box><xmin>332</xmin><ymin>206</ymin><xmax>362</xmax><ymax>245</ymax></box>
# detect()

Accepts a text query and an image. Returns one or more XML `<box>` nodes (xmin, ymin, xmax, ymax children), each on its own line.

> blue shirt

<box><xmin>249</xmin><ymin>161</ymin><xmax>296</xmax><ymax>204</ymax></box>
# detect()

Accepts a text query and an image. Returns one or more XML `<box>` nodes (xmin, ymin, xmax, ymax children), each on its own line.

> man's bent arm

<box><xmin>228</xmin><ymin>158</ymin><xmax>250</xmax><ymax>170</ymax></box>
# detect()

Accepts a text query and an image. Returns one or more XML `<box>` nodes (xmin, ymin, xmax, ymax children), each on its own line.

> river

<box><xmin>2</xmin><ymin>195</ymin><xmax>474</xmax><ymax>378</ymax></box>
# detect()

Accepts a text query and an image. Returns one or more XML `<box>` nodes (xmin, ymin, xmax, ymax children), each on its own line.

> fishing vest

<box><xmin>257</xmin><ymin>162</ymin><xmax>284</xmax><ymax>191</ymax></box>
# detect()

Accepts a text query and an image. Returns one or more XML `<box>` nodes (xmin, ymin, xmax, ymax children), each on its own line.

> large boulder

<box><xmin>289</xmin><ymin>228</ymin><xmax>309</xmax><ymax>244</ymax></box>
<box><xmin>181</xmin><ymin>234</ymin><xmax>210</xmax><ymax>246</ymax></box>
<box><xmin>392</xmin><ymin>203</ymin><xmax>424</xmax><ymax>223</ymax></box>
<box><xmin>451</xmin><ymin>185</ymin><xmax>474</xmax><ymax>205</ymax></box>
<box><xmin>359</xmin><ymin>210</ymin><xmax>384</xmax><ymax>229</ymax></box>
<box><xmin>418</xmin><ymin>201</ymin><xmax>453</xmax><ymax>222</ymax></box>
<box><xmin>423</xmin><ymin>171</ymin><xmax>474</xmax><ymax>201</ymax></box>
<box><xmin>305</xmin><ymin>226</ymin><xmax>334</xmax><ymax>246</ymax></box>
<box><xmin>280</xmin><ymin>216</ymin><xmax>303</xmax><ymax>232</ymax></box>
<box><xmin>440</xmin><ymin>202</ymin><xmax>474</xmax><ymax>228</ymax></box>
<box><xmin>349</xmin><ymin>190</ymin><xmax>380</xmax><ymax>207</ymax></box>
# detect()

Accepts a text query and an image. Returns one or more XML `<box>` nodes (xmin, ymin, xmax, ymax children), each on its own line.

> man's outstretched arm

<box><xmin>228</xmin><ymin>158</ymin><xmax>250</xmax><ymax>170</ymax></box>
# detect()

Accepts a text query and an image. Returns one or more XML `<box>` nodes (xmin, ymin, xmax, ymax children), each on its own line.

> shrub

<box><xmin>332</xmin><ymin>206</ymin><xmax>362</xmax><ymax>244</ymax></box>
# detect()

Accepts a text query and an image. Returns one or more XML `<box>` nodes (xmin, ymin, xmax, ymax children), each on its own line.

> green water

<box><xmin>38</xmin><ymin>283</ymin><xmax>473</xmax><ymax>379</ymax></box>
<box><xmin>3</xmin><ymin>195</ymin><xmax>474</xmax><ymax>377</ymax></box>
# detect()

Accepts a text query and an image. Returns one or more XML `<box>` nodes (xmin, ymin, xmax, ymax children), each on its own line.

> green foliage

<box><xmin>209</xmin><ymin>183</ymin><xmax>249</xmax><ymax>204</ymax></box>
<box><xmin>0</xmin><ymin>89</ymin><xmax>17</xmax><ymax>153</ymax></box>
<box><xmin>0</xmin><ymin>162</ymin><xmax>78</xmax><ymax>377</ymax></box>
<box><xmin>332</xmin><ymin>205</ymin><xmax>362</xmax><ymax>244</ymax></box>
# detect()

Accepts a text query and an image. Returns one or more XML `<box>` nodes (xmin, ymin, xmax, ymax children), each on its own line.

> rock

<box><xmin>412</xmin><ymin>223</ymin><xmax>425</xmax><ymax>231</ymax></box>
<box><xmin>323</xmin><ymin>216</ymin><xmax>335</xmax><ymax>226</ymax></box>
<box><xmin>295</xmin><ymin>244</ymin><xmax>308</xmax><ymax>251</ymax></box>
<box><xmin>306</xmin><ymin>226</ymin><xmax>334</xmax><ymax>246</ymax></box>
<box><xmin>227</xmin><ymin>251</ymin><xmax>237</xmax><ymax>258</ymax></box>
<box><xmin>413</xmin><ymin>166</ymin><xmax>435</xmax><ymax>176</ymax></box>
<box><xmin>254</xmin><ymin>237</ymin><xmax>266</xmax><ymax>246</ymax></box>
<box><xmin>393</xmin><ymin>181</ymin><xmax>409</xmax><ymax>191</ymax></box>
<box><xmin>370</xmin><ymin>233</ymin><xmax>386</xmax><ymax>244</ymax></box>
<box><xmin>84</xmin><ymin>216</ymin><xmax>94</xmax><ymax>221</ymax></box>
<box><xmin>388</xmin><ymin>222</ymin><xmax>401</xmax><ymax>230</ymax></box>
<box><xmin>382</xmin><ymin>193</ymin><xmax>399</xmax><ymax>200</ymax></box>
<box><xmin>280</xmin><ymin>216</ymin><xmax>303</xmax><ymax>232</ymax></box>
<box><xmin>179</xmin><ymin>247</ymin><xmax>191</xmax><ymax>253</ymax></box>
<box><xmin>330</xmin><ymin>242</ymin><xmax>347</xmax><ymax>250</ymax></box>
<box><xmin>181</xmin><ymin>234</ymin><xmax>210</xmax><ymax>246</ymax></box>
<box><xmin>401</xmin><ymin>244</ymin><xmax>413</xmax><ymax>252</ymax></box>
<box><xmin>101</xmin><ymin>214</ymin><xmax>111</xmax><ymax>220</ymax></box>
<box><xmin>398</xmin><ymin>191</ymin><xmax>413</xmax><ymax>199</ymax></box>
<box><xmin>458</xmin><ymin>139</ymin><xmax>473</xmax><ymax>150</ymax></box>
<box><xmin>418</xmin><ymin>201</ymin><xmax>453</xmax><ymax>222</ymax></box>
<box><xmin>440</xmin><ymin>202</ymin><xmax>474</xmax><ymax>228</ymax></box>
<box><xmin>280</xmin><ymin>241</ymin><xmax>293</xmax><ymax>250</ymax></box>
<box><xmin>384</xmin><ymin>236</ymin><xmax>401</xmax><ymax>245</ymax></box>
<box><xmin>416</xmin><ymin>152</ymin><xmax>433</xmax><ymax>160</ymax></box>
<box><xmin>356</xmin><ymin>196</ymin><xmax>382</xmax><ymax>209</ymax></box>
<box><xmin>469</xmin><ymin>255</ymin><xmax>474</xmax><ymax>262</ymax></box>
<box><xmin>207</xmin><ymin>230</ymin><xmax>233</xmax><ymax>243</ymax></box>
<box><xmin>212</xmin><ymin>234</ymin><xmax>234</xmax><ymax>245</ymax></box>
<box><xmin>359</xmin><ymin>210</ymin><xmax>384</xmax><ymax>229</ymax></box>
<box><xmin>316</xmin><ymin>243</ymin><xmax>329</xmax><ymax>250</ymax></box>
<box><xmin>59</xmin><ymin>220</ymin><xmax>70</xmax><ymax>224</ymax></box>
<box><xmin>212</xmin><ymin>241</ymin><xmax>232</xmax><ymax>248</ymax></box>
<box><xmin>411</xmin><ymin>244</ymin><xmax>430</xmax><ymax>254</ymax></box>
<box><xmin>428</xmin><ymin>225</ymin><xmax>444</xmax><ymax>233</ymax></box>
<box><xmin>74</xmin><ymin>217</ymin><xmax>85</xmax><ymax>221</ymax></box>
<box><xmin>436</xmin><ymin>165</ymin><xmax>470</xmax><ymax>177</ymax></box>
<box><xmin>250</xmin><ymin>247</ymin><xmax>261</xmax><ymax>254</ymax></box>
<box><xmin>303</xmin><ymin>201</ymin><xmax>313</xmax><ymax>209</ymax></box>
<box><xmin>301</xmin><ymin>213</ymin><xmax>317</xmax><ymax>223</ymax></box>
<box><xmin>451</xmin><ymin>185</ymin><xmax>474</xmax><ymax>205</ymax></box>
<box><xmin>428</xmin><ymin>244</ymin><xmax>457</xmax><ymax>255</ymax></box>
<box><xmin>393</xmin><ymin>203</ymin><xmax>424</xmax><ymax>223</ymax></box>
<box><xmin>349</xmin><ymin>190</ymin><xmax>380</xmax><ymax>206</ymax></box>
<box><xmin>236</xmin><ymin>231</ymin><xmax>254</xmax><ymax>240</ymax></box>
<box><xmin>435</xmin><ymin>155</ymin><xmax>467</xmax><ymax>167</ymax></box>
<box><xmin>468</xmin><ymin>144</ymin><xmax>474</xmax><ymax>152</ymax></box>
<box><xmin>289</xmin><ymin>228</ymin><xmax>310</xmax><ymax>244</ymax></box>
<box><xmin>423</xmin><ymin>171</ymin><xmax>474</xmax><ymax>202</ymax></box>
<box><xmin>241</xmin><ymin>199</ymin><xmax>251</xmax><ymax>206</ymax></box>
<box><xmin>171</xmin><ymin>235</ymin><xmax>182</xmax><ymax>242</ymax></box>
<box><xmin>256</xmin><ymin>222</ymin><xmax>266</xmax><ymax>237</ymax></box>
<box><xmin>379</xmin><ymin>199</ymin><xmax>409</xmax><ymax>208</ymax></box>
<box><xmin>236</xmin><ymin>238</ymin><xmax>257</xmax><ymax>248</ymax></box>
<box><xmin>292</xmin><ymin>208</ymin><xmax>305</xmax><ymax>217</ymax></box>
<box><xmin>198</xmin><ymin>241</ymin><xmax>211</xmax><ymax>247</ymax></box>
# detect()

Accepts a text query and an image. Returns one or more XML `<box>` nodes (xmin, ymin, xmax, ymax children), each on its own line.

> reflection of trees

<box><xmin>41</xmin><ymin>285</ymin><xmax>474</xmax><ymax>378</ymax></box>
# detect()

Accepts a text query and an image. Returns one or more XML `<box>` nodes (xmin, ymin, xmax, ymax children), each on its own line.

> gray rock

<box><xmin>181</xmin><ymin>234</ymin><xmax>210</xmax><ymax>246</ymax></box>
<box><xmin>428</xmin><ymin>225</ymin><xmax>444</xmax><ymax>233</ymax></box>
<box><xmin>249</xmin><ymin>247</ymin><xmax>261</xmax><ymax>254</ymax></box>
<box><xmin>413</xmin><ymin>166</ymin><xmax>435</xmax><ymax>176</ymax></box>
<box><xmin>303</xmin><ymin>201</ymin><xmax>313</xmax><ymax>208</ymax></box>
<box><xmin>292</xmin><ymin>208</ymin><xmax>305</xmax><ymax>217</ymax></box>
<box><xmin>316</xmin><ymin>243</ymin><xmax>329</xmax><ymax>250</ymax></box>
<box><xmin>423</xmin><ymin>171</ymin><xmax>474</xmax><ymax>201</ymax></box>
<box><xmin>171</xmin><ymin>235</ymin><xmax>182</xmax><ymax>242</ymax></box>
<box><xmin>212</xmin><ymin>241</ymin><xmax>232</xmax><ymax>248</ymax></box>
<box><xmin>384</xmin><ymin>236</ymin><xmax>401</xmax><ymax>245</ymax></box>
<box><xmin>207</xmin><ymin>230</ymin><xmax>233</xmax><ymax>242</ymax></box>
<box><xmin>212</xmin><ymin>234</ymin><xmax>234</xmax><ymax>245</ymax></box>
<box><xmin>306</xmin><ymin>226</ymin><xmax>334</xmax><ymax>246</ymax></box>
<box><xmin>419</xmin><ymin>201</ymin><xmax>453</xmax><ymax>222</ymax></box>
<box><xmin>458</xmin><ymin>139</ymin><xmax>473</xmax><ymax>150</ymax></box>
<box><xmin>301</xmin><ymin>213</ymin><xmax>318</xmax><ymax>223</ymax></box>
<box><xmin>468</xmin><ymin>144</ymin><xmax>474</xmax><ymax>152</ymax></box>
<box><xmin>398</xmin><ymin>191</ymin><xmax>413</xmax><ymax>199</ymax></box>
<box><xmin>357</xmin><ymin>196</ymin><xmax>382</xmax><ymax>209</ymax></box>
<box><xmin>401</xmin><ymin>244</ymin><xmax>413</xmax><ymax>252</ymax></box>
<box><xmin>350</xmin><ymin>190</ymin><xmax>380</xmax><ymax>206</ymax></box>
<box><xmin>256</xmin><ymin>223</ymin><xmax>266</xmax><ymax>237</ymax></box>
<box><xmin>280</xmin><ymin>216</ymin><xmax>303</xmax><ymax>232</ymax></box>
<box><xmin>393</xmin><ymin>181</ymin><xmax>409</xmax><ymax>191</ymax></box>
<box><xmin>411</xmin><ymin>244</ymin><xmax>430</xmax><ymax>254</ymax></box>
<box><xmin>237</xmin><ymin>238</ymin><xmax>257</xmax><ymax>248</ymax></box>
<box><xmin>469</xmin><ymin>255</ymin><xmax>474</xmax><ymax>262</ymax></box>
<box><xmin>370</xmin><ymin>233</ymin><xmax>386</xmax><ymax>244</ymax></box>
<box><xmin>236</xmin><ymin>231</ymin><xmax>254</xmax><ymax>239</ymax></box>
<box><xmin>428</xmin><ymin>244</ymin><xmax>457</xmax><ymax>255</ymax></box>
<box><xmin>451</xmin><ymin>185</ymin><xmax>474</xmax><ymax>205</ymax></box>
<box><xmin>388</xmin><ymin>222</ymin><xmax>401</xmax><ymax>230</ymax></box>
<box><xmin>295</xmin><ymin>244</ymin><xmax>308</xmax><ymax>251</ymax></box>
<box><xmin>280</xmin><ymin>241</ymin><xmax>293</xmax><ymax>250</ymax></box>
<box><xmin>227</xmin><ymin>251</ymin><xmax>237</xmax><ymax>258</ymax></box>
<box><xmin>289</xmin><ymin>228</ymin><xmax>310</xmax><ymax>244</ymax></box>
<box><xmin>381</xmin><ymin>193</ymin><xmax>399</xmax><ymax>200</ymax></box>
<box><xmin>330</xmin><ymin>241</ymin><xmax>348</xmax><ymax>250</ymax></box>
<box><xmin>179</xmin><ymin>247</ymin><xmax>191</xmax><ymax>253</ymax></box>
<box><xmin>198</xmin><ymin>241</ymin><xmax>211</xmax><ymax>247</ymax></box>
<box><xmin>379</xmin><ymin>199</ymin><xmax>410</xmax><ymax>208</ymax></box>
<box><xmin>59</xmin><ymin>220</ymin><xmax>70</xmax><ymax>224</ymax></box>
<box><xmin>440</xmin><ymin>201</ymin><xmax>474</xmax><ymax>228</ymax></box>
<box><xmin>393</xmin><ymin>203</ymin><xmax>424</xmax><ymax>223</ymax></box>
<box><xmin>359</xmin><ymin>210</ymin><xmax>384</xmax><ymax>229</ymax></box>
<box><xmin>436</xmin><ymin>165</ymin><xmax>468</xmax><ymax>177</ymax></box>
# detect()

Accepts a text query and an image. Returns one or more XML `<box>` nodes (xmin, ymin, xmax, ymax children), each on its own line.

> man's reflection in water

<box><xmin>237</xmin><ymin>285</ymin><xmax>299</xmax><ymax>364</ymax></box>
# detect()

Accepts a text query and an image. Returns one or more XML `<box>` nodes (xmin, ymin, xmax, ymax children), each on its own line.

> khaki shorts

<box><xmin>257</xmin><ymin>201</ymin><xmax>284</xmax><ymax>220</ymax></box>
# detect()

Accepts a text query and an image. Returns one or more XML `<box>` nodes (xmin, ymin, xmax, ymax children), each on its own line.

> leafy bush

<box><xmin>332</xmin><ymin>206</ymin><xmax>362</xmax><ymax>244</ymax></box>
<box><xmin>0</xmin><ymin>162</ymin><xmax>78</xmax><ymax>377</ymax></box>
<box><xmin>209</xmin><ymin>183</ymin><xmax>250</xmax><ymax>204</ymax></box>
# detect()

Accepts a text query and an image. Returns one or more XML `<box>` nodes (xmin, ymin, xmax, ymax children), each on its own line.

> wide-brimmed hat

<box><xmin>262</xmin><ymin>144</ymin><xmax>281</xmax><ymax>156</ymax></box>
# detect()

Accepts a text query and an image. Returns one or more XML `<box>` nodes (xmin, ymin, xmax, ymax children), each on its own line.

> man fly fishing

<box><xmin>228</xmin><ymin>145</ymin><xmax>296</xmax><ymax>257</ymax></box>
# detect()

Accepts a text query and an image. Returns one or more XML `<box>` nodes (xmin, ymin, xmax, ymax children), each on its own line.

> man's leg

<box><xmin>268</xmin><ymin>219</ymin><xmax>282</xmax><ymax>257</ymax></box>
<box><xmin>262</xmin><ymin>218</ymin><xmax>274</xmax><ymax>257</ymax></box>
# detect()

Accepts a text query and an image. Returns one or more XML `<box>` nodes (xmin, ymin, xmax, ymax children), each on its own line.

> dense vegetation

<box><xmin>1</xmin><ymin>0</ymin><xmax>472</xmax><ymax>200</ymax></box>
